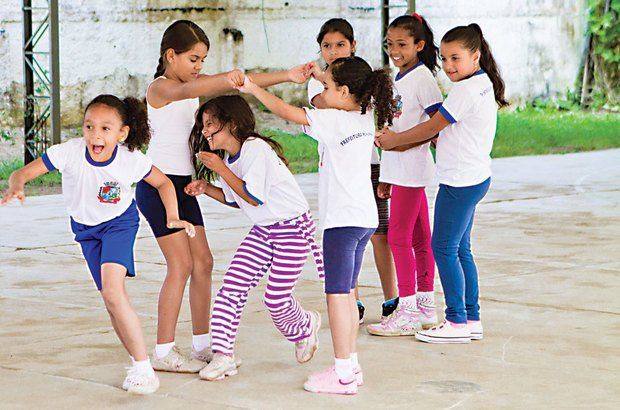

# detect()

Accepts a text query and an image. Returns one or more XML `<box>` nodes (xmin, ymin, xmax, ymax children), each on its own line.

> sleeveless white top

<box><xmin>146</xmin><ymin>76</ymin><xmax>199</xmax><ymax>176</ymax></box>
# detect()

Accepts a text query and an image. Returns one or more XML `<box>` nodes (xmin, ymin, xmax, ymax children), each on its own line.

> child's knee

<box><xmin>167</xmin><ymin>258</ymin><xmax>193</xmax><ymax>281</ymax></box>
<box><xmin>100</xmin><ymin>286</ymin><xmax>124</xmax><ymax>310</ymax></box>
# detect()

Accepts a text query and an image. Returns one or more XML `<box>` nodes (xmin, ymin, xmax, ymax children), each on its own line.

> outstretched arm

<box><xmin>143</xmin><ymin>166</ymin><xmax>195</xmax><ymax>237</ymax></box>
<box><xmin>1</xmin><ymin>158</ymin><xmax>49</xmax><ymax>205</ymax></box>
<box><xmin>232</xmin><ymin>73</ymin><xmax>309</xmax><ymax>125</ymax></box>
<box><xmin>375</xmin><ymin>111</ymin><xmax>450</xmax><ymax>151</ymax></box>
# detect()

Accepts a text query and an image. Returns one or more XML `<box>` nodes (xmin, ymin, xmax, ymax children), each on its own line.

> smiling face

<box><xmin>386</xmin><ymin>27</ymin><xmax>424</xmax><ymax>73</ymax></box>
<box><xmin>440</xmin><ymin>40</ymin><xmax>480</xmax><ymax>82</ymax></box>
<box><xmin>320</xmin><ymin>31</ymin><xmax>355</xmax><ymax>66</ymax></box>
<box><xmin>165</xmin><ymin>41</ymin><xmax>209</xmax><ymax>82</ymax></box>
<box><xmin>201</xmin><ymin>111</ymin><xmax>237</xmax><ymax>153</ymax></box>
<box><xmin>82</xmin><ymin>104</ymin><xmax>128</xmax><ymax>162</ymax></box>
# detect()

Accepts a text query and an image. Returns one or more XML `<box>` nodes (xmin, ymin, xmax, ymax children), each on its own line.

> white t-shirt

<box><xmin>306</xmin><ymin>77</ymin><xmax>380</xmax><ymax>165</ymax></box>
<box><xmin>146</xmin><ymin>77</ymin><xmax>198</xmax><ymax>176</ymax></box>
<box><xmin>302</xmin><ymin>108</ymin><xmax>378</xmax><ymax>230</ymax></box>
<box><xmin>437</xmin><ymin>70</ymin><xmax>498</xmax><ymax>187</ymax></box>
<box><xmin>220</xmin><ymin>138</ymin><xmax>309</xmax><ymax>226</ymax></box>
<box><xmin>42</xmin><ymin>138</ymin><xmax>153</xmax><ymax>226</ymax></box>
<box><xmin>380</xmin><ymin>62</ymin><xmax>442</xmax><ymax>187</ymax></box>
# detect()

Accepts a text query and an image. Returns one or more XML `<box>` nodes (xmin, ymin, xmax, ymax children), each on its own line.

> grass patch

<box><xmin>262</xmin><ymin>129</ymin><xmax>319</xmax><ymax>173</ymax></box>
<box><xmin>0</xmin><ymin>158</ymin><xmax>62</xmax><ymax>193</ymax></box>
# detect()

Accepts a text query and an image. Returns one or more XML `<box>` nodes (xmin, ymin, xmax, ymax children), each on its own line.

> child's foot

<box><xmin>366</xmin><ymin>303</ymin><xmax>421</xmax><ymax>336</ymax></box>
<box><xmin>199</xmin><ymin>352</ymin><xmax>238</xmax><ymax>381</ymax></box>
<box><xmin>416</xmin><ymin>292</ymin><xmax>438</xmax><ymax>329</ymax></box>
<box><xmin>415</xmin><ymin>320</ymin><xmax>471</xmax><ymax>344</ymax></box>
<box><xmin>357</xmin><ymin>300</ymin><xmax>365</xmax><ymax>324</ymax></box>
<box><xmin>468</xmin><ymin>320</ymin><xmax>484</xmax><ymax>340</ymax></box>
<box><xmin>295</xmin><ymin>311</ymin><xmax>321</xmax><ymax>363</ymax></box>
<box><xmin>151</xmin><ymin>346</ymin><xmax>206</xmax><ymax>373</ymax></box>
<box><xmin>381</xmin><ymin>297</ymin><xmax>399</xmax><ymax>318</ymax></box>
<box><xmin>303</xmin><ymin>366</ymin><xmax>357</xmax><ymax>395</ymax></box>
<box><xmin>123</xmin><ymin>366</ymin><xmax>160</xmax><ymax>395</ymax></box>
<box><xmin>192</xmin><ymin>347</ymin><xmax>244</xmax><ymax>367</ymax></box>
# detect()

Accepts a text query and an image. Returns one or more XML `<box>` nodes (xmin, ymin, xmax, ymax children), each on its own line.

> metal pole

<box><xmin>381</xmin><ymin>0</ymin><xmax>389</xmax><ymax>67</ymax></box>
<box><xmin>50</xmin><ymin>0</ymin><xmax>60</xmax><ymax>145</ymax></box>
<box><xmin>23</xmin><ymin>0</ymin><xmax>35</xmax><ymax>164</ymax></box>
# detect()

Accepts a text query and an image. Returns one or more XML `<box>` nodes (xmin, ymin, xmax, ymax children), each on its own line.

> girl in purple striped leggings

<box><xmin>184</xmin><ymin>95</ymin><xmax>323</xmax><ymax>381</ymax></box>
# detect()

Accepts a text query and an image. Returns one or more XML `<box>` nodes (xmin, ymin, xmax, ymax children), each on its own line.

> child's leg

<box><xmin>264</xmin><ymin>239</ymin><xmax>312</xmax><ymax>341</ymax></box>
<box><xmin>210</xmin><ymin>227</ymin><xmax>272</xmax><ymax>355</ymax></box>
<box><xmin>459</xmin><ymin>212</ymin><xmax>480</xmax><ymax>321</ymax></box>
<box><xmin>369</xmin><ymin>233</ymin><xmax>398</xmax><ymax>300</ymax></box>
<box><xmin>187</xmin><ymin>226</ymin><xmax>214</xmax><ymax>337</ymax></box>
<box><xmin>154</xmin><ymin>231</ymin><xmax>193</xmax><ymax>344</ymax></box>
<box><xmin>100</xmin><ymin>262</ymin><xmax>148</xmax><ymax>361</ymax></box>
<box><xmin>387</xmin><ymin>185</ymin><xmax>423</xmax><ymax>298</ymax></box>
<box><xmin>431</xmin><ymin>179</ymin><xmax>490</xmax><ymax>324</ymax></box>
<box><xmin>412</xmin><ymin>189</ymin><xmax>435</xmax><ymax>292</ymax></box>
<box><xmin>349</xmin><ymin>229</ymin><xmax>374</xmax><ymax>353</ymax></box>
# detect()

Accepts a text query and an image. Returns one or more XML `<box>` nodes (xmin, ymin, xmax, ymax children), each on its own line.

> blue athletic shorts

<box><xmin>323</xmin><ymin>226</ymin><xmax>376</xmax><ymax>294</ymax></box>
<box><xmin>70</xmin><ymin>202</ymin><xmax>140</xmax><ymax>290</ymax></box>
<box><xmin>135</xmin><ymin>174</ymin><xmax>204</xmax><ymax>238</ymax></box>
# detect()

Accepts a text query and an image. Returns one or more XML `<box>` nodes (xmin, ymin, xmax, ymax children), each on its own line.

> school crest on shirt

<box><xmin>98</xmin><ymin>181</ymin><xmax>121</xmax><ymax>204</ymax></box>
<box><xmin>393</xmin><ymin>95</ymin><xmax>403</xmax><ymax>119</ymax></box>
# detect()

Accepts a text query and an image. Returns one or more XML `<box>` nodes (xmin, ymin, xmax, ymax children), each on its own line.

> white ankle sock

<box><xmin>192</xmin><ymin>333</ymin><xmax>211</xmax><ymax>352</ymax></box>
<box><xmin>350</xmin><ymin>352</ymin><xmax>359</xmax><ymax>369</ymax></box>
<box><xmin>417</xmin><ymin>291</ymin><xmax>434</xmax><ymax>300</ymax></box>
<box><xmin>155</xmin><ymin>341</ymin><xmax>175</xmax><ymax>359</ymax></box>
<box><xmin>133</xmin><ymin>358</ymin><xmax>155</xmax><ymax>376</ymax></box>
<box><xmin>334</xmin><ymin>357</ymin><xmax>353</xmax><ymax>380</ymax></box>
<box><xmin>400</xmin><ymin>295</ymin><xmax>417</xmax><ymax>308</ymax></box>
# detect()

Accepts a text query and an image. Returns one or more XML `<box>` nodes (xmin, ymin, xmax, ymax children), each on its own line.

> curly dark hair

<box><xmin>84</xmin><ymin>94</ymin><xmax>150</xmax><ymax>151</ymax></box>
<box><xmin>330</xmin><ymin>56</ymin><xmax>395</xmax><ymax>127</ymax></box>
<box><xmin>189</xmin><ymin>95</ymin><xmax>289</xmax><ymax>181</ymax></box>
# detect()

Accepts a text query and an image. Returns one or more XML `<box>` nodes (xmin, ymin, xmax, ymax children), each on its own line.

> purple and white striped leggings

<box><xmin>211</xmin><ymin>211</ymin><xmax>322</xmax><ymax>355</ymax></box>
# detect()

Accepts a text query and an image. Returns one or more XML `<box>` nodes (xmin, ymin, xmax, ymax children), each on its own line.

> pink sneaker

<box><xmin>303</xmin><ymin>367</ymin><xmax>357</xmax><ymax>395</ymax></box>
<box><xmin>366</xmin><ymin>303</ymin><xmax>421</xmax><ymax>336</ymax></box>
<box><xmin>415</xmin><ymin>320</ymin><xmax>471</xmax><ymax>344</ymax></box>
<box><xmin>416</xmin><ymin>292</ymin><xmax>438</xmax><ymax>329</ymax></box>
<box><xmin>468</xmin><ymin>320</ymin><xmax>483</xmax><ymax>340</ymax></box>
<box><xmin>354</xmin><ymin>365</ymin><xmax>364</xmax><ymax>386</ymax></box>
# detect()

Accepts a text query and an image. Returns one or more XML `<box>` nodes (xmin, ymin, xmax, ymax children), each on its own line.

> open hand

<box><xmin>166</xmin><ymin>219</ymin><xmax>196</xmax><ymax>238</ymax></box>
<box><xmin>1</xmin><ymin>185</ymin><xmax>26</xmax><ymax>205</ymax></box>
<box><xmin>184</xmin><ymin>180</ymin><xmax>209</xmax><ymax>196</ymax></box>
<box><xmin>288</xmin><ymin>63</ymin><xmax>314</xmax><ymax>83</ymax></box>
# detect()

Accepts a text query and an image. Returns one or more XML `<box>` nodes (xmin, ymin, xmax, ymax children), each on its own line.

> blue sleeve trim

<box><xmin>142</xmin><ymin>167</ymin><xmax>153</xmax><ymax>180</ymax></box>
<box><xmin>424</xmin><ymin>102</ymin><xmax>442</xmax><ymax>115</ymax></box>
<box><xmin>438</xmin><ymin>105</ymin><xmax>457</xmax><ymax>124</ymax></box>
<box><xmin>41</xmin><ymin>153</ymin><xmax>57</xmax><ymax>171</ymax></box>
<box><xmin>242</xmin><ymin>181</ymin><xmax>264</xmax><ymax>205</ymax></box>
<box><xmin>225</xmin><ymin>200</ymin><xmax>240</xmax><ymax>208</ymax></box>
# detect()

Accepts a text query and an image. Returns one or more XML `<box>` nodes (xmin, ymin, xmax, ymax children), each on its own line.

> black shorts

<box><xmin>136</xmin><ymin>174</ymin><xmax>204</xmax><ymax>238</ymax></box>
<box><xmin>371</xmin><ymin>164</ymin><xmax>389</xmax><ymax>235</ymax></box>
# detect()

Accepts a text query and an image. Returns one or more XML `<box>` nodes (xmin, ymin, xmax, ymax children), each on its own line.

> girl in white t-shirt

<box><xmin>376</xmin><ymin>24</ymin><xmax>509</xmax><ymax>344</ymax></box>
<box><xmin>367</xmin><ymin>13</ymin><xmax>442</xmax><ymax>337</ymax></box>
<box><xmin>233</xmin><ymin>56</ymin><xmax>394</xmax><ymax>395</ymax></box>
<box><xmin>2</xmin><ymin>95</ymin><xmax>195</xmax><ymax>394</ymax></box>
<box><xmin>183</xmin><ymin>95</ymin><xmax>323</xmax><ymax>381</ymax></box>
<box><xmin>308</xmin><ymin>18</ymin><xmax>398</xmax><ymax>325</ymax></box>
<box><xmin>137</xmin><ymin>20</ymin><xmax>313</xmax><ymax>373</ymax></box>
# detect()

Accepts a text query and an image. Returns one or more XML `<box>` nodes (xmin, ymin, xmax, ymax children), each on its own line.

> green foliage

<box><xmin>0</xmin><ymin>158</ymin><xmax>62</xmax><ymax>189</ymax></box>
<box><xmin>587</xmin><ymin>0</ymin><xmax>620</xmax><ymax>107</ymax></box>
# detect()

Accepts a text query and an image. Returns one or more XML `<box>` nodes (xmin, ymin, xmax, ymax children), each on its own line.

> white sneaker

<box><xmin>295</xmin><ymin>311</ymin><xmax>321</xmax><ymax>363</ymax></box>
<box><xmin>366</xmin><ymin>303</ymin><xmax>421</xmax><ymax>336</ymax></box>
<box><xmin>468</xmin><ymin>320</ymin><xmax>484</xmax><ymax>340</ymax></box>
<box><xmin>191</xmin><ymin>347</ymin><xmax>214</xmax><ymax>363</ymax></box>
<box><xmin>416</xmin><ymin>292</ymin><xmax>438</xmax><ymax>329</ymax></box>
<box><xmin>199</xmin><ymin>352</ymin><xmax>238</xmax><ymax>381</ymax></box>
<box><xmin>151</xmin><ymin>345</ymin><xmax>206</xmax><ymax>373</ymax></box>
<box><xmin>415</xmin><ymin>320</ymin><xmax>471</xmax><ymax>344</ymax></box>
<box><xmin>122</xmin><ymin>366</ymin><xmax>160</xmax><ymax>395</ymax></box>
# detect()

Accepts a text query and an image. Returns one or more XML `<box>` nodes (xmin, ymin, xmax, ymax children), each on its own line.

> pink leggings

<box><xmin>387</xmin><ymin>185</ymin><xmax>435</xmax><ymax>297</ymax></box>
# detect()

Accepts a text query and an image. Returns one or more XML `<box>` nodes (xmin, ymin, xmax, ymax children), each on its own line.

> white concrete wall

<box><xmin>0</xmin><ymin>0</ymin><xmax>588</xmax><ymax>125</ymax></box>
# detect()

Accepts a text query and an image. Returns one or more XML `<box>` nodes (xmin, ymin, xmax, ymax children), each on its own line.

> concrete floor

<box><xmin>1</xmin><ymin>149</ymin><xmax>619</xmax><ymax>409</ymax></box>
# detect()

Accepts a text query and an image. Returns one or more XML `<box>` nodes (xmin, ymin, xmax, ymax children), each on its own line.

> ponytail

<box><xmin>84</xmin><ymin>95</ymin><xmax>151</xmax><ymax>152</ymax></box>
<box><xmin>331</xmin><ymin>56</ymin><xmax>395</xmax><ymax>128</ymax></box>
<box><xmin>154</xmin><ymin>56</ymin><xmax>166</xmax><ymax>79</ymax></box>
<box><xmin>388</xmin><ymin>14</ymin><xmax>440</xmax><ymax>74</ymax></box>
<box><xmin>442</xmin><ymin>24</ymin><xmax>508</xmax><ymax>107</ymax></box>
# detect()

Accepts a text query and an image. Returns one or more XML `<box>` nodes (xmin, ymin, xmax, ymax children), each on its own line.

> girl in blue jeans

<box><xmin>376</xmin><ymin>23</ymin><xmax>508</xmax><ymax>343</ymax></box>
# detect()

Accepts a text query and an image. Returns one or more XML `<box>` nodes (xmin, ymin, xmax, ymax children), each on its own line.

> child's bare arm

<box><xmin>1</xmin><ymin>158</ymin><xmax>49</xmax><ymax>204</ymax></box>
